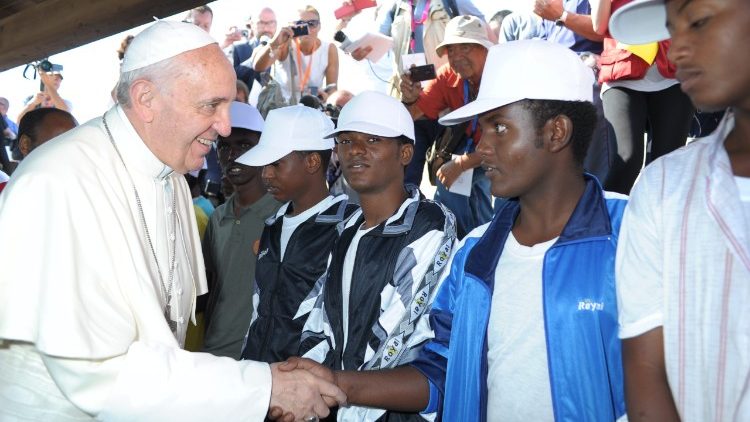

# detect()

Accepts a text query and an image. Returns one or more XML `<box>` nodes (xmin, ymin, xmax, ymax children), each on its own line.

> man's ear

<box><xmin>304</xmin><ymin>152</ymin><xmax>322</xmax><ymax>174</ymax></box>
<box><xmin>129</xmin><ymin>80</ymin><xmax>158</xmax><ymax>123</ymax></box>
<box><xmin>546</xmin><ymin>114</ymin><xmax>574</xmax><ymax>154</ymax></box>
<box><xmin>400</xmin><ymin>142</ymin><xmax>414</xmax><ymax>166</ymax></box>
<box><xmin>18</xmin><ymin>134</ymin><xmax>32</xmax><ymax>157</ymax></box>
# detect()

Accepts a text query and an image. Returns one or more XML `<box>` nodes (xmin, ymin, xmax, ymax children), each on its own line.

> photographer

<box><xmin>252</xmin><ymin>5</ymin><xmax>338</xmax><ymax>103</ymax></box>
<box><xmin>227</xmin><ymin>8</ymin><xmax>278</xmax><ymax>91</ymax></box>
<box><xmin>17</xmin><ymin>70</ymin><xmax>71</xmax><ymax>126</ymax></box>
<box><xmin>399</xmin><ymin>15</ymin><xmax>494</xmax><ymax>237</ymax></box>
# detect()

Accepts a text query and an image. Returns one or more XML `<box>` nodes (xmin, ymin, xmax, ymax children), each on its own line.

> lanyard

<box><xmin>294</xmin><ymin>39</ymin><xmax>314</xmax><ymax>93</ymax></box>
<box><xmin>409</xmin><ymin>0</ymin><xmax>430</xmax><ymax>52</ymax></box>
<box><xmin>463</xmin><ymin>80</ymin><xmax>478</xmax><ymax>153</ymax></box>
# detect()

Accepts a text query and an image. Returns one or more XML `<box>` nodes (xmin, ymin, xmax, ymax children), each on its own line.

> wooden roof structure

<box><xmin>0</xmin><ymin>0</ymin><xmax>207</xmax><ymax>72</ymax></box>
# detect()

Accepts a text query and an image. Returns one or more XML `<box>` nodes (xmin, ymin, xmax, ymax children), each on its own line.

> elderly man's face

<box><xmin>148</xmin><ymin>45</ymin><xmax>236</xmax><ymax>174</ymax></box>
<box><xmin>254</xmin><ymin>8</ymin><xmax>277</xmax><ymax>39</ymax></box>
<box><xmin>446</xmin><ymin>43</ymin><xmax>487</xmax><ymax>82</ymax></box>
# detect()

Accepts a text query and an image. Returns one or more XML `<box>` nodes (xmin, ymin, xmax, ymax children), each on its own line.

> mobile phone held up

<box><xmin>291</xmin><ymin>23</ymin><xmax>309</xmax><ymax>37</ymax></box>
<box><xmin>408</xmin><ymin>64</ymin><xmax>437</xmax><ymax>82</ymax></box>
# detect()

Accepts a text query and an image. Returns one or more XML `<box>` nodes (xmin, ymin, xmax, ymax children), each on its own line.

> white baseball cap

<box><xmin>229</xmin><ymin>101</ymin><xmax>264</xmax><ymax>132</ymax></box>
<box><xmin>121</xmin><ymin>20</ymin><xmax>217</xmax><ymax>73</ymax></box>
<box><xmin>435</xmin><ymin>15</ymin><xmax>495</xmax><ymax>57</ymax></box>
<box><xmin>439</xmin><ymin>40</ymin><xmax>594</xmax><ymax>126</ymax></box>
<box><xmin>325</xmin><ymin>90</ymin><xmax>415</xmax><ymax>142</ymax></box>
<box><xmin>609</xmin><ymin>0</ymin><xmax>669</xmax><ymax>45</ymax></box>
<box><xmin>236</xmin><ymin>105</ymin><xmax>335</xmax><ymax>166</ymax></box>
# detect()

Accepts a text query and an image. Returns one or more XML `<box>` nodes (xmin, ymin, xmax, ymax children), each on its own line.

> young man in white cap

<box><xmin>201</xmin><ymin>101</ymin><xmax>282</xmax><ymax>359</ymax></box>
<box><xmin>237</xmin><ymin>105</ymin><xmax>357</xmax><ymax>363</ymax></box>
<box><xmin>400</xmin><ymin>14</ymin><xmax>495</xmax><ymax>237</ymax></box>
<box><xmin>608</xmin><ymin>1</ymin><xmax>750</xmax><ymax>420</ymax></box>
<box><xmin>0</xmin><ymin>20</ymin><xmax>344</xmax><ymax>421</ymax></box>
<box><xmin>295</xmin><ymin>90</ymin><xmax>457</xmax><ymax>422</ymax></box>
<box><xmin>277</xmin><ymin>40</ymin><xmax>628</xmax><ymax>422</ymax></box>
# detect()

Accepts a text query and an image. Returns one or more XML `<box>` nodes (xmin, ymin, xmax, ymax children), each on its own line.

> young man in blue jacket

<box><xmin>275</xmin><ymin>40</ymin><xmax>628</xmax><ymax>422</ymax></box>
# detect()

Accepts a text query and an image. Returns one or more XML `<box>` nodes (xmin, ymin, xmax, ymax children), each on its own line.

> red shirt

<box><xmin>415</xmin><ymin>63</ymin><xmax>482</xmax><ymax>143</ymax></box>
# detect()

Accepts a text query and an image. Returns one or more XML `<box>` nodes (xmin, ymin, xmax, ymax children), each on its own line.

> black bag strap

<box><xmin>444</xmin><ymin>0</ymin><xmax>460</xmax><ymax>18</ymax></box>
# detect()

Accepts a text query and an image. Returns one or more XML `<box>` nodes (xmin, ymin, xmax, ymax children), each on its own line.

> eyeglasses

<box><xmin>294</xmin><ymin>19</ymin><xmax>320</xmax><ymax>28</ymax></box>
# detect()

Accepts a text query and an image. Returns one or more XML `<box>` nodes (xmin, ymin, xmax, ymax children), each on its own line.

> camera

<box><xmin>408</xmin><ymin>64</ymin><xmax>437</xmax><ymax>82</ymax></box>
<box><xmin>23</xmin><ymin>58</ymin><xmax>63</xmax><ymax>81</ymax></box>
<box><xmin>291</xmin><ymin>23</ymin><xmax>309</xmax><ymax>37</ymax></box>
<box><xmin>241</xmin><ymin>29</ymin><xmax>249</xmax><ymax>38</ymax></box>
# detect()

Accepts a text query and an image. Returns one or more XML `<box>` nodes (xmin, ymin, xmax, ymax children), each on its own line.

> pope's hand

<box><xmin>268</xmin><ymin>360</ymin><xmax>346</xmax><ymax>422</ymax></box>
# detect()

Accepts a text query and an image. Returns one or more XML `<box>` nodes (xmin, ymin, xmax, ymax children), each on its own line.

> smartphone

<box><xmin>291</xmin><ymin>23</ymin><xmax>309</xmax><ymax>37</ymax></box>
<box><xmin>409</xmin><ymin>64</ymin><xmax>437</xmax><ymax>82</ymax></box>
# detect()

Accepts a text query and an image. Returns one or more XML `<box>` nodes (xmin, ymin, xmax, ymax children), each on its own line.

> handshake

<box><xmin>268</xmin><ymin>357</ymin><xmax>345</xmax><ymax>422</ymax></box>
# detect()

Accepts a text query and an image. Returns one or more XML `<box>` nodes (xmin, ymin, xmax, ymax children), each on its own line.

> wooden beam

<box><xmin>0</xmin><ymin>0</ymin><xmax>208</xmax><ymax>71</ymax></box>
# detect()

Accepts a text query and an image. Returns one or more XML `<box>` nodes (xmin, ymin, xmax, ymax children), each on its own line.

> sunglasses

<box><xmin>294</xmin><ymin>19</ymin><xmax>320</xmax><ymax>28</ymax></box>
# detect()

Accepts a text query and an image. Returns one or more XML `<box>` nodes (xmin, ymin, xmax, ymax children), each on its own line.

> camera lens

<box><xmin>38</xmin><ymin>60</ymin><xmax>53</xmax><ymax>72</ymax></box>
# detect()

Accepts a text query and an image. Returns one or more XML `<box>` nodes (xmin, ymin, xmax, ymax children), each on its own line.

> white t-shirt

<box><xmin>280</xmin><ymin>195</ymin><xmax>337</xmax><ymax>261</ymax></box>
<box><xmin>486</xmin><ymin>232</ymin><xmax>558</xmax><ymax>422</ymax></box>
<box><xmin>341</xmin><ymin>223</ymin><xmax>376</xmax><ymax>352</ymax></box>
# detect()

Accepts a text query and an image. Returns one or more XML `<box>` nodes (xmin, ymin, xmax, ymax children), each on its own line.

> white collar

<box><xmin>110</xmin><ymin>105</ymin><xmax>173</xmax><ymax>181</ymax></box>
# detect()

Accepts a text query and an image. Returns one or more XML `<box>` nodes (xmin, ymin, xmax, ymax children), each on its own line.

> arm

<box><xmin>17</xmin><ymin>92</ymin><xmax>45</xmax><ymax>124</ymax></box>
<box><xmin>399</xmin><ymin>73</ymin><xmax>425</xmax><ymax>120</ymax></box>
<box><xmin>534</xmin><ymin>0</ymin><xmax>605</xmax><ymax>42</ymax></box>
<box><xmin>253</xmin><ymin>27</ymin><xmax>293</xmax><ymax>72</ymax></box>
<box><xmin>437</xmin><ymin>151</ymin><xmax>482</xmax><ymax>188</ymax></box>
<box><xmin>42</xmin><ymin>342</ymin><xmax>343</xmax><ymax>420</ymax></box>
<box><xmin>325</xmin><ymin>43</ymin><xmax>339</xmax><ymax>87</ymax></box>
<box><xmin>589</xmin><ymin>0</ymin><xmax>612</xmax><ymax>35</ymax></box>
<box><xmin>616</xmin><ymin>162</ymin><xmax>677</xmax><ymax>419</ymax></box>
<box><xmin>40</xmin><ymin>73</ymin><xmax>70</xmax><ymax>112</ymax></box>
<box><xmin>622</xmin><ymin>328</ymin><xmax>680</xmax><ymax>421</ymax></box>
<box><xmin>269</xmin><ymin>358</ymin><xmax>428</xmax><ymax>422</ymax></box>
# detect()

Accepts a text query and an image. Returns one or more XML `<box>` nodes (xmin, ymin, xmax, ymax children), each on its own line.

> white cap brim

<box><xmin>439</xmin><ymin>96</ymin><xmax>521</xmax><ymax>126</ymax></box>
<box><xmin>235</xmin><ymin>143</ymin><xmax>290</xmax><ymax>167</ymax></box>
<box><xmin>609</xmin><ymin>0</ymin><xmax>669</xmax><ymax>45</ymax></box>
<box><xmin>325</xmin><ymin>121</ymin><xmax>407</xmax><ymax>140</ymax></box>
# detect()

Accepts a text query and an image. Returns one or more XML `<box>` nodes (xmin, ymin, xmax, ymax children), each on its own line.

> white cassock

<box><xmin>0</xmin><ymin>106</ymin><xmax>272</xmax><ymax>421</ymax></box>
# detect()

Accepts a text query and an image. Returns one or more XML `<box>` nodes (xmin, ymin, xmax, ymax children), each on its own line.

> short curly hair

<box><xmin>518</xmin><ymin>99</ymin><xmax>597</xmax><ymax>166</ymax></box>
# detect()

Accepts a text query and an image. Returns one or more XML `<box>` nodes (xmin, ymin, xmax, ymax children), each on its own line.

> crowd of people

<box><xmin>0</xmin><ymin>0</ymin><xmax>748</xmax><ymax>421</ymax></box>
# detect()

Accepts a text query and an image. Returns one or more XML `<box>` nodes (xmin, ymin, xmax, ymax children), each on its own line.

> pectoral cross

<box><xmin>165</xmin><ymin>305</ymin><xmax>177</xmax><ymax>333</ymax></box>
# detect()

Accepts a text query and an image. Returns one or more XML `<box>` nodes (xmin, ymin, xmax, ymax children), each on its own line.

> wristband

<box><xmin>401</xmin><ymin>98</ymin><xmax>417</xmax><ymax>106</ymax></box>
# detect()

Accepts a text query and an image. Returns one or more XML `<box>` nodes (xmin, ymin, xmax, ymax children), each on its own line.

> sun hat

<box><xmin>229</xmin><ymin>101</ymin><xmax>264</xmax><ymax>132</ymax></box>
<box><xmin>236</xmin><ymin>105</ymin><xmax>334</xmax><ymax>166</ymax></box>
<box><xmin>324</xmin><ymin>90</ymin><xmax>415</xmax><ymax>142</ymax></box>
<box><xmin>609</xmin><ymin>0</ymin><xmax>670</xmax><ymax>45</ymax></box>
<box><xmin>439</xmin><ymin>40</ymin><xmax>594</xmax><ymax>126</ymax></box>
<box><xmin>435</xmin><ymin>15</ymin><xmax>495</xmax><ymax>57</ymax></box>
<box><xmin>121</xmin><ymin>20</ymin><xmax>217</xmax><ymax>73</ymax></box>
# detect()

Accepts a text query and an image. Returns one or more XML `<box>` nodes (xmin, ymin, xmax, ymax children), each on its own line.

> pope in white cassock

<box><xmin>0</xmin><ymin>20</ymin><xmax>344</xmax><ymax>421</ymax></box>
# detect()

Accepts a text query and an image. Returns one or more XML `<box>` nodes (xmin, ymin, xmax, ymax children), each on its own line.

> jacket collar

<box><xmin>340</xmin><ymin>184</ymin><xmax>423</xmax><ymax>236</ymax></box>
<box><xmin>265</xmin><ymin>194</ymin><xmax>349</xmax><ymax>226</ymax></box>
<box><xmin>466</xmin><ymin>174</ymin><xmax>612</xmax><ymax>285</ymax></box>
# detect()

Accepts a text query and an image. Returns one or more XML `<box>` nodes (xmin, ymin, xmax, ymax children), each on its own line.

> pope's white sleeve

<box><xmin>43</xmin><ymin>341</ymin><xmax>272</xmax><ymax>421</ymax></box>
<box><xmin>615</xmin><ymin>166</ymin><xmax>664</xmax><ymax>339</ymax></box>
